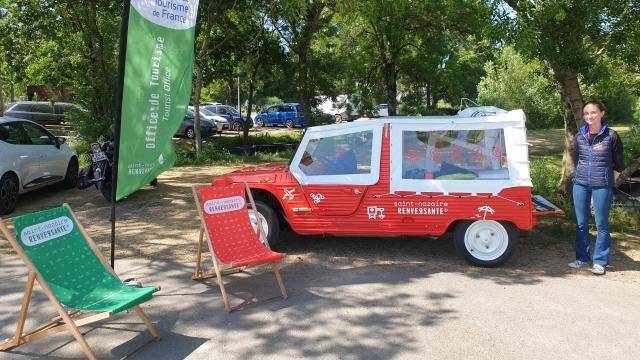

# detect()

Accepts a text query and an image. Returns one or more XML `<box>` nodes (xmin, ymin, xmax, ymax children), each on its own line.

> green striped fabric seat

<box><xmin>12</xmin><ymin>206</ymin><xmax>156</xmax><ymax>313</ymax></box>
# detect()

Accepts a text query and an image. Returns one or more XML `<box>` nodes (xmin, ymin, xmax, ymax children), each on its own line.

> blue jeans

<box><xmin>572</xmin><ymin>183</ymin><xmax>613</xmax><ymax>266</ymax></box>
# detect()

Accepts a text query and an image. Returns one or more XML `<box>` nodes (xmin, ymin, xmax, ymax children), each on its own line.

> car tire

<box><xmin>0</xmin><ymin>173</ymin><xmax>19</xmax><ymax>215</ymax></box>
<box><xmin>62</xmin><ymin>157</ymin><xmax>79</xmax><ymax>189</ymax></box>
<box><xmin>185</xmin><ymin>127</ymin><xmax>195</xmax><ymax>139</ymax></box>
<box><xmin>256</xmin><ymin>119</ymin><xmax>265</xmax><ymax>127</ymax></box>
<box><xmin>248</xmin><ymin>200</ymin><xmax>280</xmax><ymax>247</ymax></box>
<box><xmin>232</xmin><ymin>121</ymin><xmax>242</xmax><ymax>131</ymax></box>
<box><xmin>285</xmin><ymin>119</ymin><xmax>294</xmax><ymax>128</ymax></box>
<box><xmin>453</xmin><ymin>220</ymin><xmax>517</xmax><ymax>267</ymax></box>
<box><xmin>335</xmin><ymin>114</ymin><xmax>343</xmax><ymax>123</ymax></box>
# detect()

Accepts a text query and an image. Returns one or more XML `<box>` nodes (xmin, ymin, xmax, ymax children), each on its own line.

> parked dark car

<box><xmin>3</xmin><ymin>101</ymin><xmax>80</xmax><ymax>127</ymax></box>
<box><xmin>254</xmin><ymin>103</ymin><xmax>305</xmax><ymax>128</ymax></box>
<box><xmin>202</xmin><ymin>104</ymin><xmax>249</xmax><ymax>131</ymax></box>
<box><xmin>175</xmin><ymin>109</ymin><xmax>217</xmax><ymax>139</ymax></box>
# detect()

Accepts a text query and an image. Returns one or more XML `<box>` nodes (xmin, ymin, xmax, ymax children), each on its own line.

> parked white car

<box><xmin>188</xmin><ymin>106</ymin><xmax>229</xmax><ymax>133</ymax></box>
<box><xmin>316</xmin><ymin>94</ymin><xmax>363</xmax><ymax>123</ymax></box>
<box><xmin>373</xmin><ymin>104</ymin><xmax>400</xmax><ymax>117</ymax></box>
<box><xmin>0</xmin><ymin>118</ymin><xmax>78</xmax><ymax>214</ymax></box>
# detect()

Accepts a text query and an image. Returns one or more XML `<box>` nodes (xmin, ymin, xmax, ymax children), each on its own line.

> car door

<box><xmin>0</xmin><ymin>122</ymin><xmax>43</xmax><ymax>187</ymax></box>
<box><xmin>31</xmin><ymin>103</ymin><xmax>55</xmax><ymax>126</ymax></box>
<box><xmin>289</xmin><ymin>124</ymin><xmax>383</xmax><ymax>216</ymax></box>
<box><xmin>19</xmin><ymin>122</ymin><xmax>67</xmax><ymax>180</ymax></box>
<box><xmin>265</xmin><ymin>105</ymin><xmax>278</xmax><ymax>125</ymax></box>
<box><xmin>216</xmin><ymin>106</ymin><xmax>232</xmax><ymax>122</ymax></box>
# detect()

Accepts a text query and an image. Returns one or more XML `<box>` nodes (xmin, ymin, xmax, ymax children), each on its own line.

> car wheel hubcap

<box><xmin>187</xmin><ymin>129</ymin><xmax>194</xmax><ymax>138</ymax></box>
<box><xmin>248</xmin><ymin>209</ymin><xmax>269</xmax><ymax>243</ymax></box>
<box><xmin>463</xmin><ymin>221</ymin><xmax>508</xmax><ymax>261</ymax></box>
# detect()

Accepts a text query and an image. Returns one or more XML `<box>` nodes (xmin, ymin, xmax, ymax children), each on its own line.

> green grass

<box><xmin>174</xmin><ymin>132</ymin><xmax>301</xmax><ymax>166</ymax></box>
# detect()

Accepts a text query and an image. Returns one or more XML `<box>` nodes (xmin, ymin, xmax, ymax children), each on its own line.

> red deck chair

<box><xmin>192</xmin><ymin>182</ymin><xmax>287</xmax><ymax>312</ymax></box>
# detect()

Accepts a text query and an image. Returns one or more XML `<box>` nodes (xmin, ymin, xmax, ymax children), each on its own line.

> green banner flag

<box><xmin>117</xmin><ymin>0</ymin><xmax>200</xmax><ymax>200</ymax></box>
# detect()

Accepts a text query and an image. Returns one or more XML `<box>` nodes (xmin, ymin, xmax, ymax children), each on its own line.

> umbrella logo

<box><xmin>476</xmin><ymin>205</ymin><xmax>495</xmax><ymax>220</ymax></box>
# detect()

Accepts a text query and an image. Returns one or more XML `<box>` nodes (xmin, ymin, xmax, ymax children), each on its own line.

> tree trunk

<box><xmin>0</xmin><ymin>77</ymin><xmax>4</xmax><ymax>111</ymax></box>
<box><xmin>10</xmin><ymin>80</ymin><xmax>14</xmax><ymax>102</ymax></box>
<box><xmin>555</xmin><ymin>71</ymin><xmax>583</xmax><ymax>196</ymax></box>
<box><xmin>425</xmin><ymin>84</ymin><xmax>431</xmax><ymax>110</ymax></box>
<box><xmin>615</xmin><ymin>157</ymin><xmax>640</xmax><ymax>187</ymax></box>
<box><xmin>382</xmin><ymin>59</ymin><xmax>397</xmax><ymax>116</ymax></box>
<box><xmin>193</xmin><ymin>63</ymin><xmax>204</xmax><ymax>154</ymax></box>
<box><xmin>243</xmin><ymin>65</ymin><xmax>258</xmax><ymax>145</ymax></box>
<box><xmin>192</xmin><ymin>1</ymin><xmax>216</xmax><ymax>155</ymax></box>
<box><xmin>296</xmin><ymin>49</ymin><xmax>314</xmax><ymax>127</ymax></box>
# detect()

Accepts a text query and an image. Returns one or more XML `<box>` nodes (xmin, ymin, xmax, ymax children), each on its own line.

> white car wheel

<box><xmin>454</xmin><ymin>220</ymin><xmax>516</xmax><ymax>267</ymax></box>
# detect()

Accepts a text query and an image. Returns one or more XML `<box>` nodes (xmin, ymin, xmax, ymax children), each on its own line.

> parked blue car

<box><xmin>254</xmin><ymin>103</ymin><xmax>305</xmax><ymax>128</ymax></box>
<box><xmin>202</xmin><ymin>104</ymin><xmax>250</xmax><ymax>131</ymax></box>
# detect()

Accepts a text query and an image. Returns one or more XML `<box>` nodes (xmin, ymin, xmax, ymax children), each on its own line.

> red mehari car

<box><xmin>212</xmin><ymin>109</ymin><xmax>563</xmax><ymax>267</ymax></box>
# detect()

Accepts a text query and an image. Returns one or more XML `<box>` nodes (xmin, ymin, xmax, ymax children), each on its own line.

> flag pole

<box><xmin>111</xmin><ymin>0</ymin><xmax>132</xmax><ymax>269</ymax></box>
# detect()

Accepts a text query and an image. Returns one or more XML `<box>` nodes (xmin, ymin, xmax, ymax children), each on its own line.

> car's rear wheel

<box><xmin>285</xmin><ymin>119</ymin><xmax>294</xmax><ymax>128</ymax></box>
<box><xmin>335</xmin><ymin>114</ymin><xmax>343</xmax><ymax>123</ymax></box>
<box><xmin>248</xmin><ymin>200</ymin><xmax>280</xmax><ymax>247</ymax></box>
<box><xmin>256</xmin><ymin>119</ymin><xmax>265</xmax><ymax>127</ymax></box>
<box><xmin>62</xmin><ymin>157</ymin><xmax>79</xmax><ymax>188</ymax></box>
<box><xmin>185</xmin><ymin>127</ymin><xmax>195</xmax><ymax>139</ymax></box>
<box><xmin>0</xmin><ymin>173</ymin><xmax>19</xmax><ymax>215</ymax></box>
<box><xmin>453</xmin><ymin>220</ymin><xmax>517</xmax><ymax>267</ymax></box>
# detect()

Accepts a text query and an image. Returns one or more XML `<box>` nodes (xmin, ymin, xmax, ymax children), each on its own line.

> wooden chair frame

<box><xmin>0</xmin><ymin>204</ymin><xmax>160</xmax><ymax>360</ymax></box>
<box><xmin>192</xmin><ymin>182</ymin><xmax>287</xmax><ymax>312</ymax></box>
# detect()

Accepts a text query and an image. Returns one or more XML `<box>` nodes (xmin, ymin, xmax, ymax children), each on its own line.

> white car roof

<box><xmin>307</xmin><ymin>110</ymin><xmax>524</xmax><ymax>134</ymax></box>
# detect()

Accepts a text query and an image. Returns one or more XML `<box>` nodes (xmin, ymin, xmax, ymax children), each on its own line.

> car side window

<box><xmin>1</xmin><ymin>123</ymin><xmax>32</xmax><ymax>145</ymax></box>
<box><xmin>20</xmin><ymin>122</ymin><xmax>55</xmax><ymax>145</ymax></box>
<box><xmin>13</xmin><ymin>103</ymin><xmax>33</xmax><ymax>112</ymax></box>
<box><xmin>54</xmin><ymin>104</ymin><xmax>71</xmax><ymax>114</ymax></box>
<box><xmin>401</xmin><ymin>129</ymin><xmax>509</xmax><ymax>180</ymax></box>
<box><xmin>33</xmin><ymin>104</ymin><xmax>54</xmax><ymax>114</ymax></box>
<box><xmin>217</xmin><ymin>107</ymin><xmax>229</xmax><ymax>115</ymax></box>
<box><xmin>299</xmin><ymin>130</ymin><xmax>373</xmax><ymax>176</ymax></box>
<box><xmin>0</xmin><ymin>123</ymin><xmax>24</xmax><ymax>144</ymax></box>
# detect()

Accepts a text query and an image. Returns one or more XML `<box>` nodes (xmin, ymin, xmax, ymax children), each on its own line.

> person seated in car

<box><xmin>327</xmin><ymin>144</ymin><xmax>357</xmax><ymax>175</ymax></box>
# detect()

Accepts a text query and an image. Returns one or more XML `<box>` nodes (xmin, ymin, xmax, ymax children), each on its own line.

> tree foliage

<box><xmin>477</xmin><ymin>46</ymin><xmax>562</xmax><ymax>129</ymax></box>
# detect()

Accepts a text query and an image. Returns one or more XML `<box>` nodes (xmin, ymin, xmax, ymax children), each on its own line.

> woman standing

<box><xmin>568</xmin><ymin>100</ymin><xmax>624</xmax><ymax>275</ymax></box>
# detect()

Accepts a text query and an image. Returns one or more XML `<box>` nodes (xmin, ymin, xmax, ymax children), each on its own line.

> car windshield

<box><xmin>200</xmin><ymin>108</ymin><xmax>215</xmax><ymax>116</ymax></box>
<box><xmin>225</xmin><ymin>106</ymin><xmax>240</xmax><ymax>115</ymax></box>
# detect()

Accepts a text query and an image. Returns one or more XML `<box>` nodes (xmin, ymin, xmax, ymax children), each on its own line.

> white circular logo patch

<box><xmin>132</xmin><ymin>0</ymin><xmax>199</xmax><ymax>30</ymax></box>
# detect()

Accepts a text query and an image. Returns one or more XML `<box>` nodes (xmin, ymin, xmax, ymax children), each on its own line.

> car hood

<box><xmin>230</xmin><ymin>162</ymin><xmax>289</xmax><ymax>174</ymax></box>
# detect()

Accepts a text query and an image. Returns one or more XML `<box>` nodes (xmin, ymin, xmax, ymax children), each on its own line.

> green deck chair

<box><xmin>0</xmin><ymin>204</ymin><xmax>160</xmax><ymax>360</ymax></box>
